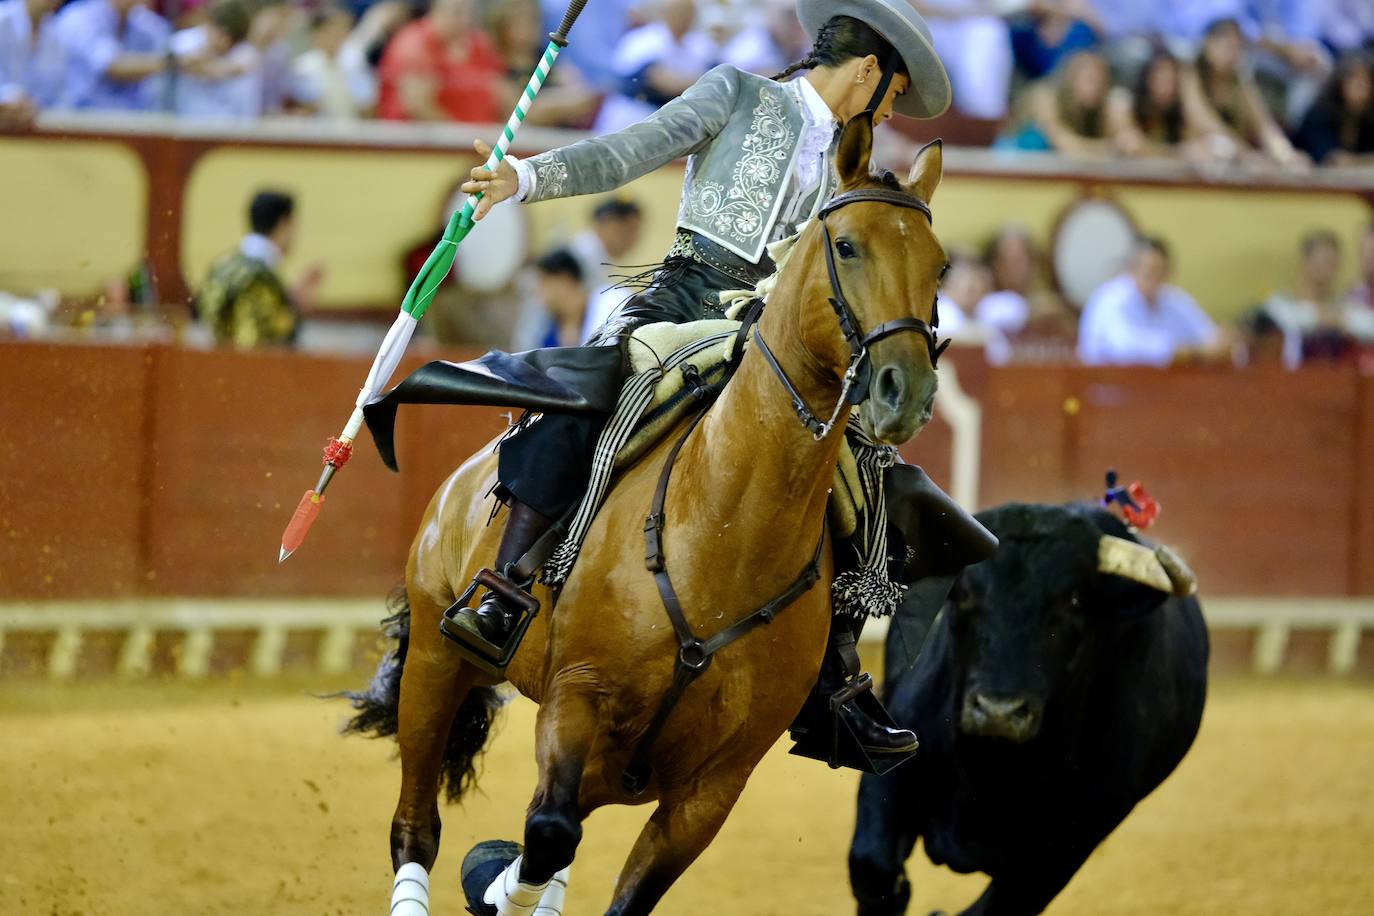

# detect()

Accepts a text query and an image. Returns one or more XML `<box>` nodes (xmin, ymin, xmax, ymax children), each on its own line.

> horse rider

<box><xmin>451</xmin><ymin>0</ymin><xmax>952</xmax><ymax>760</ymax></box>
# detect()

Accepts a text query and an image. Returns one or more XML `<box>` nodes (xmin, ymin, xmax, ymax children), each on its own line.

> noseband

<box><xmin>753</xmin><ymin>187</ymin><xmax>950</xmax><ymax>441</ymax></box>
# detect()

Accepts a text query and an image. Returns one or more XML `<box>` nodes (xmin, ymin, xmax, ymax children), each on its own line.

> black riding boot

<box><xmin>820</xmin><ymin>616</ymin><xmax>918</xmax><ymax>756</ymax></box>
<box><xmin>442</xmin><ymin>499</ymin><xmax>553</xmax><ymax>651</ymax></box>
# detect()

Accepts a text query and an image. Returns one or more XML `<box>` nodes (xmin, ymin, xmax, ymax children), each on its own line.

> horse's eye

<box><xmin>835</xmin><ymin>239</ymin><xmax>857</xmax><ymax>259</ymax></box>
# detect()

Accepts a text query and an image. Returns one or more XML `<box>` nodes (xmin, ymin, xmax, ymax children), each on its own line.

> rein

<box><xmin>753</xmin><ymin>186</ymin><xmax>949</xmax><ymax>441</ymax></box>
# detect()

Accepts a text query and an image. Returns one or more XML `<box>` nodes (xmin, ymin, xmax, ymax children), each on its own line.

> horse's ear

<box><xmin>836</xmin><ymin>115</ymin><xmax>874</xmax><ymax>188</ymax></box>
<box><xmin>906</xmin><ymin>139</ymin><xmax>943</xmax><ymax>204</ymax></box>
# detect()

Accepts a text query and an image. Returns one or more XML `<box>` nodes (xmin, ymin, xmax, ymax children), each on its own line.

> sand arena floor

<box><xmin>1</xmin><ymin>676</ymin><xmax>1372</xmax><ymax>915</ymax></box>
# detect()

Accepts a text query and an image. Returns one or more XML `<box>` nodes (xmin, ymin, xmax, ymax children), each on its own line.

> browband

<box><xmin>818</xmin><ymin>187</ymin><xmax>933</xmax><ymax>225</ymax></box>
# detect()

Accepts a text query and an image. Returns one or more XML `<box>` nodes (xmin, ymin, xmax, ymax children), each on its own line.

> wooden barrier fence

<box><xmin>2</xmin><ymin>341</ymin><xmax>1371</xmax><ymax>601</ymax></box>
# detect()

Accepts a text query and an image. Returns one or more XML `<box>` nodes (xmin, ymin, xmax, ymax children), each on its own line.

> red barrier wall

<box><xmin>1</xmin><ymin>341</ymin><xmax>1369</xmax><ymax>600</ymax></box>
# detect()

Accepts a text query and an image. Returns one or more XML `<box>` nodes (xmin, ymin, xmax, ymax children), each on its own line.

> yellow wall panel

<box><xmin>1114</xmin><ymin>187</ymin><xmax>1368</xmax><ymax>320</ymax></box>
<box><xmin>0</xmin><ymin>139</ymin><xmax>145</xmax><ymax>297</ymax></box>
<box><xmin>183</xmin><ymin>149</ymin><xmax>686</xmax><ymax>309</ymax></box>
<box><xmin>183</xmin><ymin>147</ymin><xmax>478</xmax><ymax>308</ymax></box>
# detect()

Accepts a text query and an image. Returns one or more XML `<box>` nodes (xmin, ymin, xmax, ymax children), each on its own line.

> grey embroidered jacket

<box><xmin>520</xmin><ymin>64</ymin><xmax>837</xmax><ymax>265</ymax></box>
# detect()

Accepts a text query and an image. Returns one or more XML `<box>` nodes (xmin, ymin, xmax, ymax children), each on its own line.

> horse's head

<box><xmin>786</xmin><ymin>116</ymin><xmax>946</xmax><ymax>446</ymax></box>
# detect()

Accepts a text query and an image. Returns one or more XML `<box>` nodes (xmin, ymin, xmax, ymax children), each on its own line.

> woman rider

<box><xmin>449</xmin><ymin>0</ymin><xmax>951</xmax><ymax>758</ymax></box>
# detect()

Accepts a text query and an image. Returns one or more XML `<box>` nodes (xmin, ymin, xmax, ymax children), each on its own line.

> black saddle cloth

<box><xmin>363</xmin><ymin>345</ymin><xmax>625</xmax><ymax>472</ymax></box>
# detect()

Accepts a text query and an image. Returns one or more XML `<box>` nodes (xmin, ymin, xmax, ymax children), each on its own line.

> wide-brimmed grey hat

<box><xmin>797</xmin><ymin>0</ymin><xmax>952</xmax><ymax>119</ymax></box>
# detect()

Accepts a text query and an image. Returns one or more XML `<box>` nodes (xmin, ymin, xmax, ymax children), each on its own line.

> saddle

<box><xmin>618</xmin><ymin>319</ymin><xmax>870</xmax><ymax>541</ymax></box>
<box><xmin>361</xmin><ymin>321</ymin><xmax>996</xmax><ymax>585</ymax></box>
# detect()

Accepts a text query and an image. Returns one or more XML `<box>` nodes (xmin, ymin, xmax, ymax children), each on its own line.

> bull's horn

<box><xmin>1097</xmin><ymin>536</ymin><xmax>1197</xmax><ymax>598</ymax></box>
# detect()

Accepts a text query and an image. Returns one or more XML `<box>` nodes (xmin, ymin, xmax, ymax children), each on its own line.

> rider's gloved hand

<box><xmin>460</xmin><ymin>139</ymin><xmax>519</xmax><ymax>221</ymax></box>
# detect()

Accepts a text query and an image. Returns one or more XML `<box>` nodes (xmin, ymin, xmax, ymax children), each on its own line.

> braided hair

<box><xmin>771</xmin><ymin>15</ymin><xmax>907</xmax><ymax>83</ymax></box>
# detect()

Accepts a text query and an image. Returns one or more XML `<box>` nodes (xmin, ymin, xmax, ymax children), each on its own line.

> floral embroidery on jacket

<box><xmin>533</xmin><ymin>154</ymin><xmax>570</xmax><ymax>200</ymax></box>
<box><xmin>684</xmin><ymin>86</ymin><xmax>795</xmax><ymax>250</ymax></box>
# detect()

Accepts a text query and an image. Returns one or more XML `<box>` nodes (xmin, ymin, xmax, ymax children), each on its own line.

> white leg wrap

<box><xmin>391</xmin><ymin>862</ymin><xmax>430</xmax><ymax>916</ymax></box>
<box><xmin>482</xmin><ymin>855</ymin><xmax>550</xmax><ymax>916</ymax></box>
<box><xmin>532</xmin><ymin>866</ymin><xmax>571</xmax><ymax>916</ymax></box>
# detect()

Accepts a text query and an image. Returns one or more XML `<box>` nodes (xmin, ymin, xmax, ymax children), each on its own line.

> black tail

<box><xmin>341</xmin><ymin>584</ymin><xmax>503</xmax><ymax>803</ymax></box>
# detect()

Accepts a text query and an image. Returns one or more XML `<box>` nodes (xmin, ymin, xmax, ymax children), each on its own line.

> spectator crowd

<box><xmin>2</xmin><ymin>0</ymin><xmax>1372</xmax><ymax>168</ymax></box>
<box><xmin>3</xmin><ymin>0</ymin><xmax>1373</xmax><ymax>370</ymax></box>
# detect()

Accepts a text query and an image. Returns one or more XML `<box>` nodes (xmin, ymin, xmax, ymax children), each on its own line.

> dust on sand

<box><xmin>2</xmin><ymin>677</ymin><xmax>1371</xmax><ymax>915</ymax></box>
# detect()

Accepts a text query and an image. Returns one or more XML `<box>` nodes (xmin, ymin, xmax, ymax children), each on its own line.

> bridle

<box><xmin>752</xmin><ymin>186</ymin><xmax>950</xmax><ymax>441</ymax></box>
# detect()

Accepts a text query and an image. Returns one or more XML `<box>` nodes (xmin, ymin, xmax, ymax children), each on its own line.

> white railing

<box><xmin>2</xmin><ymin>597</ymin><xmax>1372</xmax><ymax>680</ymax></box>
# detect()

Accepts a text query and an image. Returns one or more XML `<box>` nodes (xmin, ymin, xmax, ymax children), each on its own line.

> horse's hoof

<box><xmin>461</xmin><ymin>839</ymin><xmax>522</xmax><ymax>916</ymax></box>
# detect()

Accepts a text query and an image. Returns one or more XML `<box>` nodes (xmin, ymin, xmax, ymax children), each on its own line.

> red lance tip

<box><xmin>279</xmin><ymin>490</ymin><xmax>324</xmax><ymax>563</ymax></box>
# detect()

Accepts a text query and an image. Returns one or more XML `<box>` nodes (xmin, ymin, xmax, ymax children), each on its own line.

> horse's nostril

<box><xmin>874</xmin><ymin>366</ymin><xmax>906</xmax><ymax>409</ymax></box>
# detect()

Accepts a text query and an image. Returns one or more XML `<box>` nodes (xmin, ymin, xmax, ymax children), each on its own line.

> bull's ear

<box><xmin>836</xmin><ymin>115</ymin><xmax>875</xmax><ymax>189</ymax></box>
<box><xmin>905</xmin><ymin>139</ymin><xmax>943</xmax><ymax>204</ymax></box>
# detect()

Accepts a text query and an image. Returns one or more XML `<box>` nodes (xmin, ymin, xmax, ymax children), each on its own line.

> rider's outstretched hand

<box><xmin>461</xmin><ymin>139</ymin><xmax>519</xmax><ymax>221</ymax></box>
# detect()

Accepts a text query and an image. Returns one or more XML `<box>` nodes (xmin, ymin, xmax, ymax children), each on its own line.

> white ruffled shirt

<box><xmin>508</xmin><ymin>74</ymin><xmax>839</xmax><ymax>230</ymax></box>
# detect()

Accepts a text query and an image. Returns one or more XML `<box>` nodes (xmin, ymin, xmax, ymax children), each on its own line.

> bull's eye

<box><xmin>836</xmin><ymin>239</ymin><xmax>857</xmax><ymax>260</ymax></box>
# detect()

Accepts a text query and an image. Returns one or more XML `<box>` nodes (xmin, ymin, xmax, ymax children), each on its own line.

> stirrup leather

<box><xmin>439</xmin><ymin>568</ymin><xmax>540</xmax><ymax>677</ymax></box>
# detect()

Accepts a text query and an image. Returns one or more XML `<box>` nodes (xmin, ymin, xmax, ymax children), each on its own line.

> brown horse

<box><xmin>355</xmin><ymin>117</ymin><xmax>948</xmax><ymax>915</ymax></box>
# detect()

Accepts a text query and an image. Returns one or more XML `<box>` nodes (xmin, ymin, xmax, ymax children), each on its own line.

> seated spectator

<box><xmin>1008</xmin><ymin>0</ymin><xmax>1100</xmax><ymax>84</ymax></box>
<box><xmin>377</xmin><ymin>0</ymin><xmax>504</xmax><ymax>122</ymax></box>
<box><xmin>935</xmin><ymin>250</ymin><xmax>987</xmax><ymax>333</ymax></box>
<box><xmin>721</xmin><ymin>0</ymin><xmax>808</xmax><ymax>77</ymax></box>
<box><xmin>1005</xmin><ymin>49</ymin><xmax>1113</xmax><ymax>156</ymax></box>
<box><xmin>287</xmin><ymin>3</ymin><xmax>377</xmax><ymax>120</ymax></box>
<box><xmin>169</xmin><ymin>0</ymin><xmax>258</xmax><ymax>119</ymax></box>
<box><xmin>196</xmin><ymin>190</ymin><xmax>324</xmax><ymax>348</ymax></box>
<box><xmin>1078</xmin><ymin>236</ymin><xmax>1222</xmax><ymax>367</ymax></box>
<box><xmin>486</xmin><ymin>0</ymin><xmax>596</xmax><ymax>127</ymax></box>
<box><xmin>1252</xmin><ymin>230</ymin><xmax>1374</xmax><ymax>366</ymax></box>
<box><xmin>1295</xmin><ymin>52</ymin><xmax>1374</xmax><ymax>168</ymax></box>
<box><xmin>1180</xmin><ymin>18</ymin><xmax>1306</xmax><ymax>170</ymax></box>
<box><xmin>977</xmin><ymin>225</ymin><xmax>1072</xmax><ymax>332</ymax></box>
<box><xmin>570</xmin><ymin>196</ymin><xmax>645</xmax><ymax>337</ymax></box>
<box><xmin>1107</xmin><ymin>49</ymin><xmax>1213</xmax><ymax>159</ymax></box>
<box><xmin>0</xmin><ymin>0</ymin><xmax>64</xmax><ymax>126</ymax></box>
<box><xmin>593</xmin><ymin>0</ymin><xmax>716</xmax><ymax>135</ymax></box>
<box><xmin>517</xmin><ymin>249</ymin><xmax>590</xmax><ymax>350</ymax></box>
<box><xmin>52</xmin><ymin>0</ymin><xmax>170</xmax><ymax>111</ymax></box>
<box><xmin>916</xmin><ymin>0</ymin><xmax>1012</xmax><ymax>120</ymax></box>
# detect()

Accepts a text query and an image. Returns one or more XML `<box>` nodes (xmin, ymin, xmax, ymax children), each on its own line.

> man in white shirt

<box><xmin>1078</xmin><ymin>237</ymin><xmax>1220</xmax><ymax>367</ymax></box>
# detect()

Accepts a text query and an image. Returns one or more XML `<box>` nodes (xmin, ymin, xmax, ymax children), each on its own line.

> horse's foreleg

<box><xmin>390</xmin><ymin>598</ymin><xmax>478</xmax><ymax>873</ymax></box>
<box><xmin>482</xmin><ymin>676</ymin><xmax>602</xmax><ymax>915</ymax></box>
<box><xmin>524</xmin><ymin>676</ymin><xmax>604</xmax><ymax>882</ymax></box>
<box><xmin>604</xmin><ymin>773</ymin><xmax>750</xmax><ymax>916</ymax></box>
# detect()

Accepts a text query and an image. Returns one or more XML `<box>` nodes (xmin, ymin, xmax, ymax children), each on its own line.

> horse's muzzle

<box><xmin>863</xmin><ymin>365</ymin><xmax>937</xmax><ymax>445</ymax></box>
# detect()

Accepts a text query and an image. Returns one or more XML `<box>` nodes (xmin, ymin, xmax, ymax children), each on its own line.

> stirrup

<box><xmin>787</xmin><ymin>673</ymin><xmax>913</xmax><ymax>776</ymax></box>
<box><xmin>439</xmin><ymin>568</ymin><xmax>540</xmax><ymax>677</ymax></box>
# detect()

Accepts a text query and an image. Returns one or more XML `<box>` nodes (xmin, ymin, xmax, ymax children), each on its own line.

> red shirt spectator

<box><xmin>376</xmin><ymin>0</ymin><xmax>503</xmax><ymax>122</ymax></box>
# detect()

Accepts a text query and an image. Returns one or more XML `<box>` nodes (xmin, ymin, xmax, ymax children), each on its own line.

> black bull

<box><xmin>850</xmin><ymin>503</ymin><xmax>1209</xmax><ymax>916</ymax></box>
